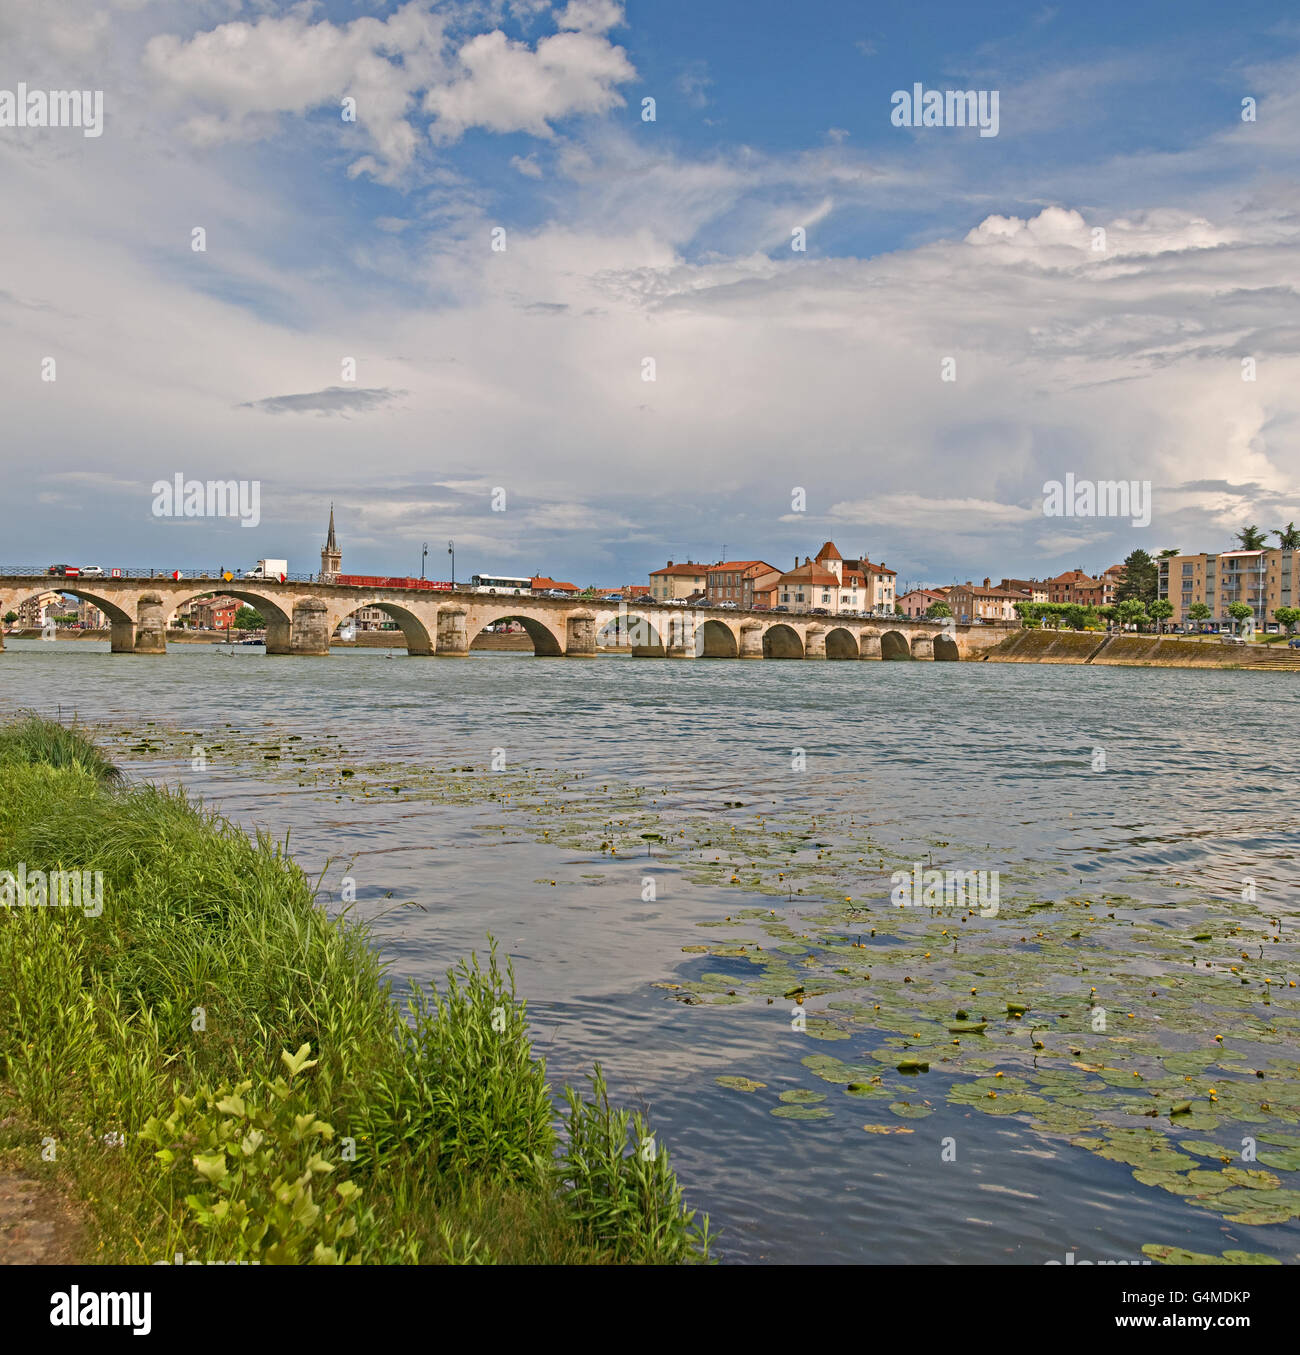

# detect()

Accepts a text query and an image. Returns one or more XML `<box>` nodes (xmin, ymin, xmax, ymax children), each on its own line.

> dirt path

<box><xmin>0</xmin><ymin>1170</ymin><xmax>84</xmax><ymax>1264</ymax></box>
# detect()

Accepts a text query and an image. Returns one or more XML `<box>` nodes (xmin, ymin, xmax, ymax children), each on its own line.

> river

<box><xmin>3</xmin><ymin>639</ymin><xmax>1298</xmax><ymax>1264</ymax></box>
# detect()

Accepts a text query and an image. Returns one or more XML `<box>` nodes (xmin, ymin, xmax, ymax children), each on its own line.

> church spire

<box><xmin>321</xmin><ymin>503</ymin><xmax>342</xmax><ymax>581</ymax></box>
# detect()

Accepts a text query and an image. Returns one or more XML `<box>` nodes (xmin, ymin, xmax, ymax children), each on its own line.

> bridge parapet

<box><xmin>0</xmin><ymin>573</ymin><xmax>1016</xmax><ymax>659</ymax></box>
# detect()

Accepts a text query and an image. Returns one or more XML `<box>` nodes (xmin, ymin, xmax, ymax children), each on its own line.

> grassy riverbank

<box><xmin>0</xmin><ymin>714</ymin><xmax>709</xmax><ymax>1264</ymax></box>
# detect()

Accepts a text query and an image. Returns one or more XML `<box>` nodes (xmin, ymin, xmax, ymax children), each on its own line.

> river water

<box><xmin>3</xmin><ymin>639</ymin><xmax>1299</xmax><ymax>1264</ymax></box>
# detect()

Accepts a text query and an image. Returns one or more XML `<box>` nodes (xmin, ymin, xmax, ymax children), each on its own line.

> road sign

<box><xmin>111</xmin><ymin>568</ymin><xmax>122</xmax><ymax>578</ymax></box>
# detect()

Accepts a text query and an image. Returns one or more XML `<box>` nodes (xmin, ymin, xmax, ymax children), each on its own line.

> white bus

<box><xmin>471</xmin><ymin>573</ymin><xmax>532</xmax><ymax>595</ymax></box>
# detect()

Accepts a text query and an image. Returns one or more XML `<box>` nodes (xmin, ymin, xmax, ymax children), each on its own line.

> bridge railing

<box><xmin>0</xmin><ymin>566</ymin><xmax>320</xmax><ymax>583</ymax></box>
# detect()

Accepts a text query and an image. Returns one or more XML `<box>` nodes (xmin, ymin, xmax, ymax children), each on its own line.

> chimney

<box><xmin>984</xmin><ymin>577</ymin><xmax>991</xmax><ymax>589</ymax></box>
<box><xmin>666</xmin><ymin>560</ymin><xmax>673</xmax><ymax>567</ymax></box>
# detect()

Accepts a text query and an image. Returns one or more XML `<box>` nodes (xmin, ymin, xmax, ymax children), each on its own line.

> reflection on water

<box><xmin>2</xmin><ymin>640</ymin><xmax>1298</xmax><ymax>1263</ymax></box>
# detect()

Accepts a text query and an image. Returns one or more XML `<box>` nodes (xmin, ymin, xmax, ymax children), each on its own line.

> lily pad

<box><xmin>715</xmin><ymin>1076</ymin><xmax>765</xmax><ymax>1093</ymax></box>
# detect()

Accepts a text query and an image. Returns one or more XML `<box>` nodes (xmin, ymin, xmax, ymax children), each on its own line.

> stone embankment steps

<box><xmin>983</xmin><ymin>629</ymin><xmax>1300</xmax><ymax>670</ymax></box>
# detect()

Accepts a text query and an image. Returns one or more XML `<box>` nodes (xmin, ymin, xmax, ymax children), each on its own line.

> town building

<box><xmin>748</xmin><ymin>567</ymin><xmax>782</xmax><ymax>610</ymax></box>
<box><xmin>1157</xmin><ymin>548</ymin><xmax>1298</xmax><ymax>629</ymax></box>
<box><xmin>649</xmin><ymin>560</ymin><xmax>712</xmax><ymax>601</ymax></box>
<box><xmin>998</xmin><ymin>578</ymin><xmax>1048</xmax><ymax>603</ymax></box>
<box><xmin>776</xmin><ymin>556</ymin><xmax>840</xmax><ymax>610</ymax></box>
<box><xmin>530</xmin><ymin>577</ymin><xmax>579</xmax><ymax>594</ymax></box>
<box><xmin>1041</xmin><ymin>566</ymin><xmax>1124</xmax><ymax>608</ymax></box>
<box><xmin>898</xmin><ymin>588</ymin><xmax>950</xmax><ymax>618</ymax></box>
<box><xmin>839</xmin><ymin>548</ymin><xmax>897</xmax><ymax>612</ymax></box>
<box><xmin>77</xmin><ymin>599</ymin><xmax>109</xmax><ymax>629</ymax></box>
<box><xmin>16</xmin><ymin>591</ymin><xmax>66</xmax><ymax>628</ymax></box>
<box><xmin>706</xmin><ymin>560</ymin><xmax>778</xmax><ymax>608</ymax></box>
<box><xmin>947</xmin><ymin>578</ymin><xmax>1024</xmax><ymax>623</ymax></box>
<box><xmin>190</xmin><ymin>595</ymin><xmax>239</xmax><ymax>630</ymax></box>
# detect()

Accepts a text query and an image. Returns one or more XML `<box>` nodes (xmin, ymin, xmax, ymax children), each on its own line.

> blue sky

<box><xmin>2</xmin><ymin>0</ymin><xmax>1298</xmax><ymax>590</ymax></box>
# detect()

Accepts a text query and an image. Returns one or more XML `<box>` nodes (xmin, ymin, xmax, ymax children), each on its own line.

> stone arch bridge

<box><xmin>0</xmin><ymin>577</ymin><xmax>1012</xmax><ymax>660</ymax></box>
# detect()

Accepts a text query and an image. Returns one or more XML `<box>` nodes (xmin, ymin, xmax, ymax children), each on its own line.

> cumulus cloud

<box><xmin>555</xmin><ymin>0</ymin><xmax>625</xmax><ymax>34</ymax></box>
<box><xmin>141</xmin><ymin>1</ymin><xmax>635</xmax><ymax>179</ymax></box>
<box><xmin>424</xmin><ymin>28</ymin><xmax>635</xmax><ymax>141</ymax></box>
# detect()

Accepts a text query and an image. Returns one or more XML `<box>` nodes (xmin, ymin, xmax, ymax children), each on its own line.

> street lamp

<box><xmin>421</xmin><ymin>542</ymin><xmax>428</xmax><ymax>580</ymax></box>
<box><xmin>448</xmin><ymin>540</ymin><xmax>455</xmax><ymax>589</ymax></box>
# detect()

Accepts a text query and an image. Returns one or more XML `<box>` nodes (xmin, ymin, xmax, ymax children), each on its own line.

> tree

<box><xmin>1226</xmin><ymin>601</ymin><xmax>1253</xmax><ymax>636</ymax></box>
<box><xmin>1187</xmin><ymin>602</ymin><xmax>1211</xmax><ymax>628</ymax></box>
<box><xmin>1148</xmin><ymin>599</ymin><xmax>1174</xmax><ymax>633</ymax></box>
<box><xmin>1115</xmin><ymin>549</ymin><xmax>1157</xmax><ymax>605</ymax></box>
<box><xmin>1274</xmin><ymin>606</ymin><xmax>1299</xmax><ymax>634</ymax></box>
<box><xmin>1062</xmin><ymin>603</ymin><xmax>1088</xmax><ymax>631</ymax></box>
<box><xmin>2</xmin><ymin>611</ymin><xmax>16</xmax><ymax>625</ymax></box>
<box><xmin>1273</xmin><ymin>523</ymin><xmax>1300</xmax><ymax>549</ymax></box>
<box><xmin>1235</xmin><ymin>525</ymin><xmax>1268</xmax><ymax>550</ymax></box>
<box><xmin>233</xmin><ymin>606</ymin><xmax>264</xmax><ymax>630</ymax></box>
<box><xmin>894</xmin><ymin>603</ymin><xmax>904</xmax><ymax>616</ymax></box>
<box><xmin>925</xmin><ymin>600</ymin><xmax>952</xmax><ymax>619</ymax></box>
<box><xmin>1157</xmin><ymin>548</ymin><xmax>1181</xmax><ymax>559</ymax></box>
<box><xmin>1115</xmin><ymin>599</ymin><xmax>1148</xmax><ymax>630</ymax></box>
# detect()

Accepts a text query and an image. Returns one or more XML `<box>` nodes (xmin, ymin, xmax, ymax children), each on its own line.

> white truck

<box><xmin>245</xmin><ymin>559</ymin><xmax>287</xmax><ymax>581</ymax></box>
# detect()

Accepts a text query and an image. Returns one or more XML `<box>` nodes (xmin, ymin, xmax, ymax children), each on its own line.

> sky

<box><xmin>2</xmin><ymin>0</ymin><xmax>1299</xmax><ymax>590</ymax></box>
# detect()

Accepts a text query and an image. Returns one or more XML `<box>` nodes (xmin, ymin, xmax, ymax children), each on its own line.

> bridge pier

<box><xmin>911</xmin><ymin>634</ymin><xmax>934</xmax><ymax>660</ymax></box>
<box><xmin>110</xmin><ymin>620</ymin><xmax>136</xmax><ymax>653</ymax></box>
<box><xmin>565</xmin><ymin>610</ymin><xmax>597</xmax><ymax>657</ymax></box>
<box><xmin>859</xmin><ymin>634</ymin><xmax>881</xmax><ymax>660</ymax></box>
<box><xmin>739</xmin><ymin>621</ymin><xmax>764</xmax><ymax>658</ymax></box>
<box><xmin>133</xmin><ymin>593</ymin><xmax>168</xmax><ymax>654</ymax></box>
<box><xmin>268</xmin><ymin>598</ymin><xmax>331</xmax><ymax>656</ymax></box>
<box><xmin>435</xmin><ymin>606</ymin><xmax>469</xmax><ymax>657</ymax></box>
<box><xmin>804</xmin><ymin>624</ymin><xmax>826</xmax><ymax>659</ymax></box>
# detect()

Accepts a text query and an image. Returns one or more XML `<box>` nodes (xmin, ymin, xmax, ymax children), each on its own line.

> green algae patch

<box><xmin>715</xmin><ymin>1076</ymin><xmax>765</xmax><ymax>1092</ymax></box>
<box><xmin>1142</xmin><ymin>1244</ymin><xmax>1280</xmax><ymax>1265</ymax></box>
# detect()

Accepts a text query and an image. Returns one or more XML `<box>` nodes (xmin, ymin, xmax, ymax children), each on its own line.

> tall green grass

<box><xmin>0</xmin><ymin>711</ymin><xmax>121</xmax><ymax>783</ymax></box>
<box><xmin>0</xmin><ymin>716</ymin><xmax>709</xmax><ymax>1264</ymax></box>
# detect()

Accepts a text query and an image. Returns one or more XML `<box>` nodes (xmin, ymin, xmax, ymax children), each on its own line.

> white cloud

<box><xmin>555</xmin><ymin>0</ymin><xmax>625</xmax><ymax>35</ymax></box>
<box><xmin>424</xmin><ymin>28</ymin><xmax>635</xmax><ymax>141</ymax></box>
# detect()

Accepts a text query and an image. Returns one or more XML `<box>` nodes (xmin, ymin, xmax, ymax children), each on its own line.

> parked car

<box><xmin>602</xmin><ymin>594</ymin><xmax>623</xmax><ymax>602</ymax></box>
<box><xmin>79</xmin><ymin>564</ymin><xmax>105</xmax><ymax>578</ymax></box>
<box><xmin>773</xmin><ymin>604</ymin><xmax>789</xmax><ymax>612</ymax></box>
<box><xmin>719</xmin><ymin>601</ymin><xmax>738</xmax><ymax>609</ymax></box>
<box><xmin>1289</xmin><ymin>638</ymin><xmax>1300</xmax><ymax>649</ymax></box>
<box><xmin>1223</xmin><ymin>635</ymin><xmax>1246</xmax><ymax>645</ymax></box>
<box><xmin>811</xmin><ymin>607</ymin><xmax>830</xmax><ymax>615</ymax></box>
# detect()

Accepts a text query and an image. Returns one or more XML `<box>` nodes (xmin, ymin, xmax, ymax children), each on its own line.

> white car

<box><xmin>79</xmin><ymin>564</ymin><xmax>105</xmax><ymax>578</ymax></box>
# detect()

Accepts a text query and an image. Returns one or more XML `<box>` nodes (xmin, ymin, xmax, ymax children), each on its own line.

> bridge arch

<box><xmin>880</xmin><ymin>630</ymin><xmax>912</xmax><ymax>660</ymax></box>
<box><xmin>824</xmin><ymin>626</ymin><xmax>858</xmax><ymax>660</ymax></box>
<box><xmin>476</xmin><ymin>611</ymin><xmax>564</xmax><ymax>657</ymax></box>
<box><xmin>696</xmin><ymin>618</ymin><xmax>739</xmax><ymax>658</ymax></box>
<box><xmin>6</xmin><ymin>585</ymin><xmax>134</xmax><ymax>628</ymax></box>
<box><xmin>934</xmin><ymin>633</ymin><xmax>960</xmax><ymax>661</ymax></box>
<box><xmin>174</xmin><ymin>587</ymin><xmax>293</xmax><ymax>632</ymax></box>
<box><xmin>763</xmin><ymin>623</ymin><xmax>804</xmax><ymax>659</ymax></box>
<box><xmin>328</xmin><ymin>600</ymin><xmax>434</xmax><ymax>656</ymax></box>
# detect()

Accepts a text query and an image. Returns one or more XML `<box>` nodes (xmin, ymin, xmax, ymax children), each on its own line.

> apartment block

<box><xmin>1157</xmin><ymin>548</ymin><xmax>1298</xmax><ymax>628</ymax></box>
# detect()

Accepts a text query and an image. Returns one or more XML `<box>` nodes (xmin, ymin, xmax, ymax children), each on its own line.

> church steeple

<box><xmin>321</xmin><ymin>503</ymin><xmax>342</xmax><ymax>581</ymax></box>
